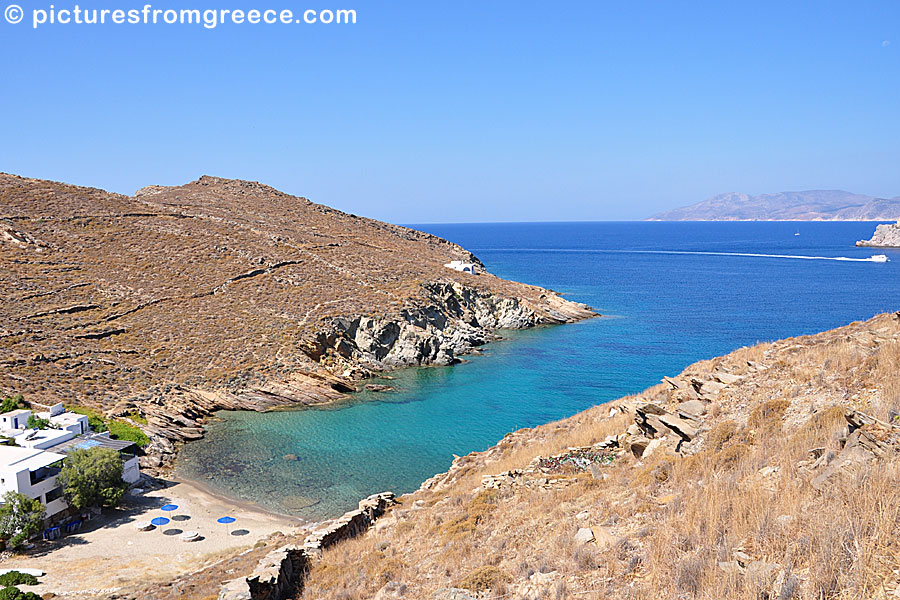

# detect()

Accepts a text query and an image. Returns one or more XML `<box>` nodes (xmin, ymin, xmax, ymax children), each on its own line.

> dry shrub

<box><xmin>439</xmin><ymin>489</ymin><xmax>498</xmax><ymax>539</ymax></box>
<box><xmin>707</xmin><ymin>419</ymin><xmax>740</xmax><ymax>451</ymax></box>
<box><xmin>788</xmin><ymin>405</ymin><xmax>847</xmax><ymax>455</ymax></box>
<box><xmin>675</xmin><ymin>553</ymin><xmax>708</xmax><ymax>596</ymax></box>
<box><xmin>631</xmin><ymin>455</ymin><xmax>676</xmax><ymax>489</ymax></box>
<box><xmin>712</xmin><ymin>442</ymin><xmax>750</xmax><ymax>470</ymax></box>
<box><xmin>748</xmin><ymin>399</ymin><xmax>790</xmax><ymax>432</ymax></box>
<box><xmin>874</xmin><ymin>339</ymin><xmax>900</xmax><ymax>422</ymax></box>
<box><xmin>365</xmin><ymin>553</ymin><xmax>406</xmax><ymax>586</ymax></box>
<box><xmin>457</xmin><ymin>565</ymin><xmax>511</xmax><ymax>592</ymax></box>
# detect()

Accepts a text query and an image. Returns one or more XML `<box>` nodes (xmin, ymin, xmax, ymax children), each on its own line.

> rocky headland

<box><xmin>857</xmin><ymin>221</ymin><xmax>900</xmax><ymax>248</ymax></box>
<box><xmin>0</xmin><ymin>173</ymin><xmax>594</xmax><ymax>470</ymax></box>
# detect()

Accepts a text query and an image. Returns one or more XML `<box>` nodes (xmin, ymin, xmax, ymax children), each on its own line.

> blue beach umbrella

<box><xmin>150</xmin><ymin>516</ymin><xmax>170</xmax><ymax>532</ymax></box>
<box><xmin>217</xmin><ymin>516</ymin><xmax>236</xmax><ymax>535</ymax></box>
<box><xmin>160</xmin><ymin>504</ymin><xmax>178</xmax><ymax>512</ymax></box>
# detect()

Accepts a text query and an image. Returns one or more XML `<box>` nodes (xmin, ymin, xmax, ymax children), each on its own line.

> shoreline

<box><xmin>138</xmin><ymin>294</ymin><xmax>598</xmax><ymax>471</ymax></box>
<box><xmin>164</xmin><ymin>317</ymin><xmax>605</xmax><ymax>523</ymax></box>
<box><xmin>168</xmin><ymin>474</ymin><xmax>309</xmax><ymax>527</ymax></box>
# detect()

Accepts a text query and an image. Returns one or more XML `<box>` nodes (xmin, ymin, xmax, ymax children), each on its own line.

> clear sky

<box><xmin>1</xmin><ymin>1</ymin><xmax>898</xmax><ymax>222</ymax></box>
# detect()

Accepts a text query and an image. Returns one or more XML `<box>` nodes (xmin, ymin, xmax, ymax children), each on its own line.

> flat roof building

<box><xmin>0</xmin><ymin>445</ymin><xmax>67</xmax><ymax>519</ymax></box>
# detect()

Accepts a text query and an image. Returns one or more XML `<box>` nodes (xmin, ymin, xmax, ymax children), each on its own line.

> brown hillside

<box><xmin>0</xmin><ymin>173</ymin><xmax>592</xmax><ymax>466</ymax></box>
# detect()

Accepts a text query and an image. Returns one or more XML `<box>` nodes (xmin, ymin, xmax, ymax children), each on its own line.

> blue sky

<box><xmin>1</xmin><ymin>1</ymin><xmax>898</xmax><ymax>222</ymax></box>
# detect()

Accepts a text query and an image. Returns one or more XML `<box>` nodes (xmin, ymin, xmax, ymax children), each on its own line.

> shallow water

<box><xmin>176</xmin><ymin>222</ymin><xmax>900</xmax><ymax>520</ymax></box>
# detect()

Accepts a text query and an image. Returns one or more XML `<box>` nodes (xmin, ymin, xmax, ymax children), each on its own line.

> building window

<box><xmin>45</xmin><ymin>487</ymin><xmax>63</xmax><ymax>503</ymax></box>
<box><xmin>30</xmin><ymin>461</ymin><xmax>63</xmax><ymax>486</ymax></box>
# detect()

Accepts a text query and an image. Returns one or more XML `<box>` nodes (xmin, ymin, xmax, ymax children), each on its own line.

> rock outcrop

<box><xmin>857</xmin><ymin>221</ymin><xmax>900</xmax><ymax>247</ymax></box>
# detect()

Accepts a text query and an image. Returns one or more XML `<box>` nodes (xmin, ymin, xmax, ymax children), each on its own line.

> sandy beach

<box><xmin>0</xmin><ymin>477</ymin><xmax>307</xmax><ymax>597</ymax></box>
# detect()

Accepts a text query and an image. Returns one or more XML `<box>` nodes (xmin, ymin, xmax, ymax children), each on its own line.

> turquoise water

<box><xmin>176</xmin><ymin>222</ymin><xmax>900</xmax><ymax>520</ymax></box>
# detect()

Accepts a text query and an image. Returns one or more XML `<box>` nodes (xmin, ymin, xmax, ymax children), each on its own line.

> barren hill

<box><xmin>648</xmin><ymin>190</ymin><xmax>900</xmax><ymax>221</ymax></box>
<box><xmin>0</xmin><ymin>173</ymin><xmax>592</xmax><ymax>467</ymax></box>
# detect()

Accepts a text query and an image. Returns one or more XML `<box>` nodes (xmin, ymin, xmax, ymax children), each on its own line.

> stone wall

<box><xmin>219</xmin><ymin>492</ymin><xmax>396</xmax><ymax>600</ymax></box>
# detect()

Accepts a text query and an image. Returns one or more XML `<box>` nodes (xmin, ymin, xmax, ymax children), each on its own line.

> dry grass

<box><xmin>301</xmin><ymin>312</ymin><xmax>900</xmax><ymax>600</ymax></box>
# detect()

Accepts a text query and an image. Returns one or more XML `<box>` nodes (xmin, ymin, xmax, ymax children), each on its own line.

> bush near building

<box><xmin>0</xmin><ymin>586</ymin><xmax>42</xmax><ymax>600</ymax></box>
<box><xmin>69</xmin><ymin>406</ymin><xmax>149</xmax><ymax>448</ymax></box>
<box><xmin>57</xmin><ymin>447</ymin><xmax>128</xmax><ymax>511</ymax></box>
<box><xmin>0</xmin><ymin>396</ymin><xmax>28</xmax><ymax>414</ymax></box>
<box><xmin>25</xmin><ymin>415</ymin><xmax>49</xmax><ymax>430</ymax></box>
<box><xmin>0</xmin><ymin>572</ymin><xmax>38</xmax><ymax>587</ymax></box>
<box><xmin>0</xmin><ymin>492</ymin><xmax>46</xmax><ymax>548</ymax></box>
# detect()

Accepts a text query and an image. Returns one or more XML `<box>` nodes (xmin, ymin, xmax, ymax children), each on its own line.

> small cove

<box><xmin>176</xmin><ymin>222</ymin><xmax>900</xmax><ymax>520</ymax></box>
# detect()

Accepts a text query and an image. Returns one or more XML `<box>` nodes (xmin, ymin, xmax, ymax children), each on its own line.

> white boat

<box><xmin>870</xmin><ymin>254</ymin><xmax>889</xmax><ymax>263</ymax></box>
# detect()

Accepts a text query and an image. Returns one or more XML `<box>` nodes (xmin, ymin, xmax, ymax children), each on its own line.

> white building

<box><xmin>48</xmin><ymin>433</ymin><xmax>142</xmax><ymax>484</ymax></box>
<box><xmin>0</xmin><ymin>445</ymin><xmax>68</xmax><ymax>519</ymax></box>
<box><xmin>35</xmin><ymin>404</ymin><xmax>90</xmax><ymax>436</ymax></box>
<box><xmin>0</xmin><ymin>409</ymin><xmax>32</xmax><ymax>432</ymax></box>
<box><xmin>444</xmin><ymin>260</ymin><xmax>478</xmax><ymax>274</ymax></box>
<box><xmin>0</xmin><ymin>403</ymin><xmax>143</xmax><ymax>530</ymax></box>
<box><xmin>15</xmin><ymin>427</ymin><xmax>75</xmax><ymax>450</ymax></box>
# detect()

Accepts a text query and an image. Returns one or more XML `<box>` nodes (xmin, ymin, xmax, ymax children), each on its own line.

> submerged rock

<box><xmin>365</xmin><ymin>384</ymin><xmax>394</xmax><ymax>393</ymax></box>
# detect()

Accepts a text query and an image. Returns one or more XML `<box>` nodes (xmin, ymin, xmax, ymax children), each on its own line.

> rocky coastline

<box><xmin>138</xmin><ymin>282</ymin><xmax>594</xmax><ymax>471</ymax></box>
<box><xmin>856</xmin><ymin>221</ymin><xmax>900</xmax><ymax>247</ymax></box>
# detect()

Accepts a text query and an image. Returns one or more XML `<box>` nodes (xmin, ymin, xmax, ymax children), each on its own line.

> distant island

<box><xmin>648</xmin><ymin>190</ymin><xmax>900</xmax><ymax>221</ymax></box>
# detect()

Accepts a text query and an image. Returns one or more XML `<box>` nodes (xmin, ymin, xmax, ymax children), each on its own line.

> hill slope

<box><xmin>0</xmin><ymin>173</ymin><xmax>593</xmax><ymax>468</ymax></box>
<box><xmin>290</xmin><ymin>312</ymin><xmax>900</xmax><ymax>600</ymax></box>
<box><xmin>648</xmin><ymin>190</ymin><xmax>900</xmax><ymax>221</ymax></box>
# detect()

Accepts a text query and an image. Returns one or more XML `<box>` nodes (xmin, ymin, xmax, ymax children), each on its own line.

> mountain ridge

<box><xmin>648</xmin><ymin>190</ymin><xmax>900</xmax><ymax>221</ymax></box>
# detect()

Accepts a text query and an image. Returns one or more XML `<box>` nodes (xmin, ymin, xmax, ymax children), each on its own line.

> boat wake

<box><xmin>626</xmin><ymin>250</ymin><xmax>890</xmax><ymax>263</ymax></box>
<box><xmin>476</xmin><ymin>248</ymin><xmax>891</xmax><ymax>262</ymax></box>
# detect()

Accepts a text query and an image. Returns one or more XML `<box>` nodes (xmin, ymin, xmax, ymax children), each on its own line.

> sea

<box><xmin>176</xmin><ymin>221</ymin><xmax>900</xmax><ymax>520</ymax></box>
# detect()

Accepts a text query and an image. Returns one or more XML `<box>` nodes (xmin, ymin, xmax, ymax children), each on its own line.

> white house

<box><xmin>15</xmin><ymin>427</ymin><xmax>75</xmax><ymax>450</ymax></box>
<box><xmin>0</xmin><ymin>409</ymin><xmax>32</xmax><ymax>432</ymax></box>
<box><xmin>35</xmin><ymin>404</ymin><xmax>89</xmax><ymax>436</ymax></box>
<box><xmin>444</xmin><ymin>260</ymin><xmax>478</xmax><ymax>274</ymax></box>
<box><xmin>0</xmin><ymin>445</ymin><xmax>68</xmax><ymax>519</ymax></box>
<box><xmin>48</xmin><ymin>433</ymin><xmax>141</xmax><ymax>484</ymax></box>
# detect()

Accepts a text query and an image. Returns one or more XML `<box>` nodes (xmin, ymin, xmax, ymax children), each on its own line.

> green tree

<box><xmin>0</xmin><ymin>395</ymin><xmax>27</xmax><ymax>414</ymax></box>
<box><xmin>0</xmin><ymin>586</ymin><xmax>42</xmax><ymax>600</ymax></box>
<box><xmin>0</xmin><ymin>572</ymin><xmax>38</xmax><ymax>587</ymax></box>
<box><xmin>57</xmin><ymin>447</ymin><xmax>127</xmax><ymax>511</ymax></box>
<box><xmin>26</xmin><ymin>415</ymin><xmax>49</xmax><ymax>430</ymax></box>
<box><xmin>0</xmin><ymin>492</ymin><xmax>46</xmax><ymax>548</ymax></box>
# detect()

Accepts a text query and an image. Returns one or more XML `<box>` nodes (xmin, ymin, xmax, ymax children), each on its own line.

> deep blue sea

<box><xmin>176</xmin><ymin>222</ymin><xmax>900</xmax><ymax>520</ymax></box>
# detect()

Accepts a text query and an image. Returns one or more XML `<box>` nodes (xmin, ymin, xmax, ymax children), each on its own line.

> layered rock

<box><xmin>857</xmin><ymin>221</ymin><xmax>900</xmax><ymax>247</ymax></box>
